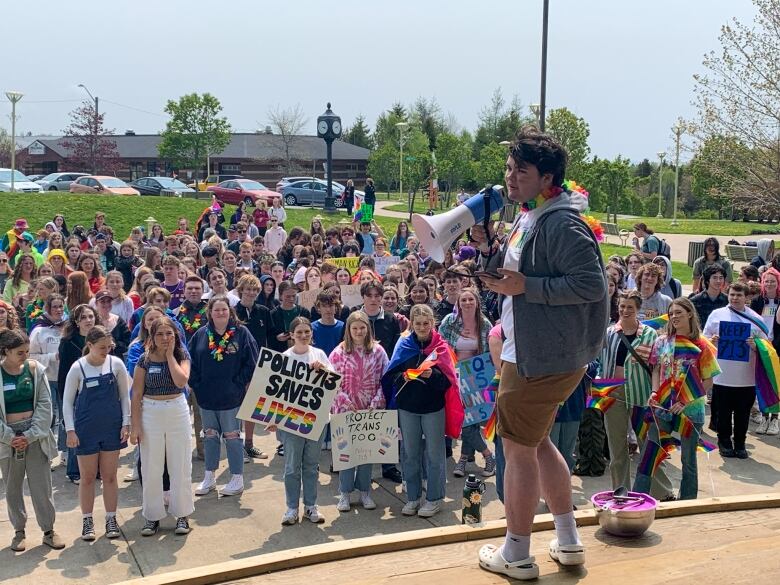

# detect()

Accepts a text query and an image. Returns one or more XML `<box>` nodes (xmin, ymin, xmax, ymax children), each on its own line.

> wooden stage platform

<box><xmin>119</xmin><ymin>494</ymin><xmax>780</xmax><ymax>585</ymax></box>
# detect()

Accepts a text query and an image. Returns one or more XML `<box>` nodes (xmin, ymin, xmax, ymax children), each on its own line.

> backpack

<box><xmin>649</xmin><ymin>235</ymin><xmax>671</xmax><ymax>259</ymax></box>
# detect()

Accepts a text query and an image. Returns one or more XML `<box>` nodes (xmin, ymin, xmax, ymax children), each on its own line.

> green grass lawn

<box><xmin>600</xmin><ymin>242</ymin><xmax>692</xmax><ymax>284</ymax></box>
<box><xmin>0</xmin><ymin>193</ymin><xmax>403</xmax><ymax>240</ymax></box>
<box><xmin>594</xmin><ymin>213</ymin><xmax>780</xmax><ymax>237</ymax></box>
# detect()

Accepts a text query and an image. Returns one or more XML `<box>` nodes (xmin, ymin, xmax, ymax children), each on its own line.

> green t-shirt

<box><xmin>2</xmin><ymin>363</ymin><xmax>34</xmax><ymax>414</ymax></box>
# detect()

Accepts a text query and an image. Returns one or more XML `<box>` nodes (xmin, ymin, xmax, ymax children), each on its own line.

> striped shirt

<box><xmin>599</xmin><ymin>322</ymin><xmax>657</xmax><ymax>406</ymax></box>
<box><xmin>138</xmin><ymin>356</ymin><xmax>185</xmax><ymax>397</ymax></box>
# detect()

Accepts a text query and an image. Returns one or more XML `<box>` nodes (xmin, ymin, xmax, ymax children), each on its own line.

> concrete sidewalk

<box><xmin>2</xmin><ymin>416</ymin><xmax>780</xmax><ymax>584</ymax></box>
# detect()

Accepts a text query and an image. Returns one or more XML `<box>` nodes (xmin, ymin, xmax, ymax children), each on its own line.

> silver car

<box><xmin>36</xmin><ymin>172</ymin><xmax>89</xmax><ymax>191</ymax></box>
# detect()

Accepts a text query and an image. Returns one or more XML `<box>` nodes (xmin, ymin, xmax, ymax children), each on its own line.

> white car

<box><xmin>0</xmin><ymin>169</ymin><xmax>43</xmax><ymax>192</ymax></box>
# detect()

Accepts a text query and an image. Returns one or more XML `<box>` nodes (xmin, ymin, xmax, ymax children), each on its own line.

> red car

<box><xmin>206</xmin><ymin>179</ymin><xmax>281</xmax><ymax>206</ymax></box>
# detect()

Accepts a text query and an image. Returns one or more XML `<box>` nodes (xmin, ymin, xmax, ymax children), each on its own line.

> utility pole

<box><xmin>671</xmin><ymin>122</ymin><xmax>683</xmax><ymax>227</ymax></box>
<box><xmin>539</xmin><ymin>0</ymin><xmax>549</xmax><ymax>131</ymax></box>
<box><xmin>78</xmin><ymin>84</ymin><xmax>98</xmax><ymax>173</ymax></box>
<box><xmin>5</xmin><ymin>91</ymin><xmax>23</xmax><ymax>192</ymax></box>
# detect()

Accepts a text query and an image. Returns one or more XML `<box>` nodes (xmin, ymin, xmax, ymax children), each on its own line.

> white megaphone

<box><xmin>412</xmin><ymin>186</ymin><xmax>509</xmax><ymax>262</ymax></box>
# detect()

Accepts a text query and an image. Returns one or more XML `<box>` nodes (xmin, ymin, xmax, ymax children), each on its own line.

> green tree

<box><xmin>373</xmin><ymin>106</ymin><xmax>408</xmax><ymax>150</ymax></box>
<box><xmin>689</xmin><ymin>135</ymin><xmax>752</xmax><ymax>218</ymax></box>
<box><xmin>158</xmin><ymin>93</ymin><xmax>231</xmax><ymax>186</ymax></box>
<box><xmin>367</xmin><ymin>142</ymin><xmax>399</xmax><ymax>193</ymax></box>
<box><xmin>410</xmin><ymin>96</ymin><xmax>445</xmax><ymax>151</ymax></box>
<box><xmin>435</xmin><ymin>131</ymin><xmax>474</xmax><ymax>203</ymax></box>
<box><xmin>545</xmin><ymin>108</ymin><xmax>591</xmax><ymax>181</ymax></box>
<box><xmin>585</xmin><ymin>156</ymin><xmax>633</xmax><ymax>222</ymax></box>
<box><xmin>0</xmin><ymin>127</ymin><xmax>13</xmax><ymax>168</ymax></box>
<box><xmin>474</xmin><ymin>142</ymin><xmax>507</xmax><ymax>189</ymax></box>
<box><xmin>343</xmin><ymin>114</ymin><xmax>373</xmax><ymax>149</ymax></box>
<box><xmin>474</xmin><ymin>88</ymin><xmax>529</xmax><ymax>154</ymax></box>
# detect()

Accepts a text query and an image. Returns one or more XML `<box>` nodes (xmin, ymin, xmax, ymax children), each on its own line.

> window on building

<box><xmin>147</xmin><ymin>161</ymin><xmax>158</xmax><ymax>176</ymax></box>
<box><xmin>129</xmin><ymin>162</ymin><xmax>144</xmax><ymax>181</ymax></box>
<box><xmin>219</xmin><ymin>163</ymin><xmax>241</xmax><ymax>173</ymax></box>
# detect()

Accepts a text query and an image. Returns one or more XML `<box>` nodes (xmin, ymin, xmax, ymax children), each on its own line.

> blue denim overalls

<box><xmin>74</xmin><ymin>359</ymin><xmax>125</xmax><ymax>455</ymax></box>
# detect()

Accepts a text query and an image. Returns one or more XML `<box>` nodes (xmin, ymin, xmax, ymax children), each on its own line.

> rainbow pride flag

<box><xmin>631</xmin><ymin>407</ymin><xmax>652</xmax><ymax>443</ymax></box>
<box><xmin>659</xmin><ymin>433</ymin><xmax>680</xmax><ymax>454</ymax></box>
<box><xmin>670</xmin><ymin>413</ymin><xmax>695</xmax><ymax>439</ymax></box>
<box><xmin>655</xmin><ymin>377</ymin><xmax>674</xmax><ymax>406</ymax></box>
<box><xmin>674</xmin><ymin>337</ymin><xmax>702</xmax><ymax>361</ymax></box>
<box><xmin>697</xmin><ymin>438</ymin><xmax>718</xmax><ymax>453</ymax></box>
<box><xmin>637</xmin><ymin>440</ymin><xmax>669</xmax><ymax>476</ymax></box>
<box><xmin>642</xmin><ymin>314</ymin><xmax>669</xmax><ymax>330</ymax></box>
<box><xmin>754</xmin><ymin>338</ymin><xmax>780</xmax><ymax>414</ymax></box>
<box><xmin>484</xmin><ymin>411</ymin><xmax>497</xmax><ymax>442</ymax></box>
<box><xmin>677</xmin><ymin>368</ymin><xmax>708</xmax><ymax>403</ymax></box>
<box><xmin>586</xmin><ymin>379</ymin><xmax>624</xmax><ymax>412</ymax></box>
<box><xmin>405</xmin><ymin>350</ymin><xmax>439</xmax><ymax>380</ymax></box>
<box><xmin>482</xmin><ymin>374</ymin><xmax>500</xmax><ymax>403</ymax></box>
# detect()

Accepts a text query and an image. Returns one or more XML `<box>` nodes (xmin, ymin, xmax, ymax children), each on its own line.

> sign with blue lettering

<box><xmin>457</xmin><ymin>353</ymin><xmax>496</xmax><ymax>426</ymax></box>
<box><xmin>717</xmin><ymin>321</ymin><xmax>751</xmax><ymax>362</ymax></box>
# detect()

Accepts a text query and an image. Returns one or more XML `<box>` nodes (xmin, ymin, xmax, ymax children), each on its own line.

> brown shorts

<box><xmin>497</xmin><ymin>362</ymin><xmax>587</xmax><ymax>447</ymax></box>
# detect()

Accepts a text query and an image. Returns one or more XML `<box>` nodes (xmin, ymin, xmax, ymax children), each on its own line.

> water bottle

<box><xmin>462</xmin><ymin>473</ymin><xmax>486</xmax><ymax>524</ymax></box>
<box><xmin>14</xmin><ymin>431</ymin><xmax>25</xmax><ymax>461</ymax></box>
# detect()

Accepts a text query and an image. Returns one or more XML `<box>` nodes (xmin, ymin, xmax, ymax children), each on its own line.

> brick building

<box><xmin>15</xmin><ymin>133</ymin><xmax>370</xmax><ymax>186</ymax></box>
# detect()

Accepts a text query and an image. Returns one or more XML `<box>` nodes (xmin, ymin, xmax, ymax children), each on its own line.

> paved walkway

<box><xmin>2</xmin><ymin>417</ymin><xmax>780</xmax><ymax>584</ymax></box>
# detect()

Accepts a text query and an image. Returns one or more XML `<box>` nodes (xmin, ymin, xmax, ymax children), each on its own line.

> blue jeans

<box><xmin>398</xmin><ymin>408</ymin><xmax>446</xmax><ymax>502</ymax></box>
<box><xmin>200</xmin><ymin>406</ymin><xmax>243</xmax><ymax>475</ymax></box>
<box><xmin>339</xmin><ymin>464</ymin><xmax>373</xmax><ymax>493</ymax></box>
<box><xmin>494</xmin><ymin>434</ymin><xmax>505</xmax><ymax>503</ymax></box>
<box><xmin>550</xmin><ymin>421</ymin><xmax>580</xmax><ymax>472</ymax></box>
<box><xmin>460</xmin><ymin>423</ymin><xmax>488</xmax><ymax>457</ymax></box>
<box><xmin>633</xmin><ymin>415</ymin><xmax>702</xmax><ymax>500</ymax></box>
<box><xmin>282</xmin><ymin>428</ymin><xmax>325</xmax><ymax>509</ymax></box>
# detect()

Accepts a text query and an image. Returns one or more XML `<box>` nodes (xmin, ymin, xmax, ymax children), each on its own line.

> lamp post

<box><xmin>4</xmin><ymin>91</ymin><xmax>23</xmax><ymax>192</ymax></box>
<box><xmin>671</xmin><ymin>121</ymin><xmax>683</xmax><ymax>227</ymax></box>
<box><xmin>395</xmin><ymin>122</ymin><xmax>409</xmax><ymax>203</ymax></box>
<box><xmin>316</xmin><ymin>103</ymin><xmax>342</xmax><ymax>214</ymax></box>
<box><xmin>656</xmin><ymin>151</ymin><xmax>666</xmax><ymax>219</ymax></box>
<box><xmin>539</xmin><ymin>0</ymin><xmax>549</xmax><ymax>131</ymax></box>
<box><xmin>78</xmin><ymin>84</ymin><xmax>99</xmax><ymax>174</ymax></box>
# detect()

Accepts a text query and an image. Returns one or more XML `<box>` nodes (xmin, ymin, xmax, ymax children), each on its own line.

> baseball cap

<box><xmin>19</xmin><ymin>232</ymin><xmax>34</xmax><ymax>243</ymax></box>
<box><xmin>15</xmin><ymin>219</ymin><xmax>28</xmax><ymax>230</ymax></box>
<box><xmin>94</xmin><ymin>290</ymin><xmax>112</xmax><ymax>302</ymax></box>
<box><xmin>228</xmin><ymin>224</ymin><xmax>238</xmax><ymax>232</ymax></box>
<box><xmin>95</xmin><ymin>233</ymin><xmax>107</xmax><ymax>241</ymax></box>
<box><xmin>456</xmin><ymin>245</ymin><xmax>476</xmax><ymax>261</ymax></box>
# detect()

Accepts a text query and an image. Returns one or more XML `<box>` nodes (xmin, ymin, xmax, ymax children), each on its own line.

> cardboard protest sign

<box><xmin>330</xmin><ymin>256</ymin><xmax>360</xmax><ymax>275</ymax></box>
<box><xmin>718</xmin><ymin>321</ymin><xmax>751</xmax><ymax>362</ymax></box>
<box><xmin>458</xmin><ymin>353</ymin><xmax>496</xmax><ymax>426</ymax></box>
<box><xmin>330</xmin><ymin>410</ymin><xmax>399</xmax><ymax>471</ymax></box>
<box><xmin>298</xmin><ymin>288</ymin><xmax>320</xmax><ymax>311</ymax></box>
<box><xmin>238</xmin><ymin>348</ymin><xmax>341</xmax><ymax>440</ymax></box>
<box><xmin>340</xmin><ymin>284</ymin><xmax>363</xmax><ymax>308</ymax></box>
<box><xmin>356</xmin><ymin>202</ymin><xmax>374</xmax><ymax>222</ymax></box>
<box><xmin>374</xmin><ymin>255</ymin><xmax>400</xmax><ymax>276</ymax></box>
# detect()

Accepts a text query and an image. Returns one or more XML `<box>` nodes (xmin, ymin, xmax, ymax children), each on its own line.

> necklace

<box><xmin>207</xmin><ymin>325</ymin><xmax>236</xmax><ymax>361</ymax></box>
<box><xmin>178</xmin><ymin>304</ymin><xmax>207</xmax><ymax>333</ymax></box>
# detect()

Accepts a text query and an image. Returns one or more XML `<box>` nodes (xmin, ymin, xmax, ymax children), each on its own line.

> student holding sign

<box><xmin>329</xmin><ymin>311</ymin><xmax>389</xmax><ymax>512</ymax></box>
<box><xmin>703</xmin><ymin>282</ymin><xmax>767</xmax><ymax>459</ymax></box>
<box><xmin>271</xmin><ymin>316</ymin><xmax>333</xmax><ymax>526</ymax></box>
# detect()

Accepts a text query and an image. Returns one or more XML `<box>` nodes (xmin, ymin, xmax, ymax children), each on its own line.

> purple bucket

<box><xmin>591</xmin><ymin>490</ymin><xmax>658</xmax><ymax>537</ymax></box>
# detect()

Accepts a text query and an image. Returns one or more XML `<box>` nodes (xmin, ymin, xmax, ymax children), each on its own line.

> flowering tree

<box><xmin>61</xmin><ymin>100</ymin><xmax>120</xmax><ymax>174</ymax></box>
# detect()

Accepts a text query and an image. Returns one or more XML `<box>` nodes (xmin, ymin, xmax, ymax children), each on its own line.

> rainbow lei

<box><xmin>521</xmin><ymin>185</ymin><xmax>563</xmax><ymax>212</ymax></box>
<box><xmin>25</xmin><ymin>300</ymin><xmax>44</xmax><ymax>323</ymax></box>
<box><xmin>178</xmin><ymin>304</ymin><xmax>207</xmax><ymax>334</ymax></box>
<box><xmin>207</xmin><ymin>325</ymin><xmax>236</xmax><ymax>361</ymax></box>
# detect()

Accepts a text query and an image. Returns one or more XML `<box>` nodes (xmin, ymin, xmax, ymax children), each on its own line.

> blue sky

<box><xmin>4</xmin><ymin>0</ymin><xmax>756</xmax><ymax>161</ymax></box>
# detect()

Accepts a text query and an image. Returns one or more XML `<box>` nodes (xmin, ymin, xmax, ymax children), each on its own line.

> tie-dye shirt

<box><xmin>329</xmin><ymin>344</ymin><xmax>389</xmax><ymax>413</ymax></box>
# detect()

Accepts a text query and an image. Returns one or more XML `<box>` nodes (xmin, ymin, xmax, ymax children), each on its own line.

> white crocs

<box><xmin>478</xmin><ymin>544</ymin><xmax>539</xmax><ymax>580</ymax></box>
<box><xmin>549</xmin><ymin>538</ymin><xmax>586</xmax><ymax>566</ymax></box>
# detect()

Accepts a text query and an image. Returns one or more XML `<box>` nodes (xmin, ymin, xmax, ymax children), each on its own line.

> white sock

<box><xmin>82</xmin><ymin>513</ymin><xmax>93</xmax><ymax>520</ymax></box>
<box><xmin>501</xmin><ymin>531</ymin><xmax>531</xmax><ymax>562</ymax></box>
<box><xmin>553</xmin><ymin>511</ymin><xmax>580</xmax><ymax>546</ymax></box>
<box><xmin>105</xmin><ymin>512</ymin><xmax>116</xmax><ymax>519</ymax></box>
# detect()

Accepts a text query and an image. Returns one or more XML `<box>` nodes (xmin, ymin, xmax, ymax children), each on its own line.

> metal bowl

<box><xmin>591</xmin><ymin>491</ymin><xmax>657</xmax><ymax>537</ymax></box>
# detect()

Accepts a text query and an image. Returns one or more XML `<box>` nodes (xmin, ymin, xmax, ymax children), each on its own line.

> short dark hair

<box><xmin>729</xmin><ymin>282</ymin><xmax>749</xmax><ymax>295</ymax></box>
<box><xmin>315</xmin><ymin>289</ymin><xmax>339</xmax><ymax>307</ymax></box>
<box><xmin>360</xmin><ymin>281</ymin><xmax>384</xmax><ymax>298</ymax></box>
<box><xmin>509</xmin><ymin>126</ymin><xmax>568</xmax><ymax>187</ymax></box>
<box><xmin>702</xmin><ymin>264</ymin><xmax>727</xmax><ymax>289</ymax></box>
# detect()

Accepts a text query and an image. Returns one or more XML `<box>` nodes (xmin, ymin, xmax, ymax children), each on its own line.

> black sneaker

<box><xmin>175</xmin><ymin>517</ymin><xmax>191</xmax><ymax>535</ymax></box>
<box><xmin>105</xmin><ymin>516</ymin><xmax>120</xmax><ymax>539</ymax></box>
<box><xmin>81</xmin><ymin>517</ymin><xmax>96</xmax><ymax>541</ymax></box>
<box><xmin>276</xmin><ymin>443</ymin><xmax>284</xmax><ymax>456</ymax></box>
<box><xmin>735</xmin><ymin>449</ymin><xmax>749</xmax><ymax>459</ymax></box>
<box><xmin>720</xmin><ymin>445</ymin><xmax>736</xmax><ymax>458</ymax></box>
<box><xmin>140</xmin><ymin>520</ymin><xmax>159</xmax><ymax>537</ymax></box>
<box><xmin>382</xmin><ymin>467</ymin><xmax>403</xmax><ymax>483</ymax></box>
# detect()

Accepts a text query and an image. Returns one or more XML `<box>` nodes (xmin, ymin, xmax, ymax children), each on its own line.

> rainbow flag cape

<box><xmin>586</xmin><ymin>379</ymin><xmax>624</xmax><ymax>412</ymax></box>
<box><xmin>405</xmin><ymin>350</ymin><xmax>439</xmax><ymax>380</ymax></box>
<box><xmin>637</xmin><ymin>440</ymin><xmax>669</xmax><ymax>476</ymax></box>
<box><xmin>754</xmin><ymin>338</ymin><xmax>780</xmax><ymax>414</ymax></box>
<box><xmin>697</xmin><ymin>438</ymin><xmax>717</xmax><ymax>453</ymax></box>
<box><xmin>631</xmin><ymin>407</ymin><xmax>652</xmax><ymax>443</ymax></box>
<box><xmin>642</xmin><ymin>314</ymin><xmax>669</xmax><ymax>330</ymax></box>
<box><xmin>674</xmin><ymin>337</ymin><xmax>701</xmax><ymax>361</ymax></box>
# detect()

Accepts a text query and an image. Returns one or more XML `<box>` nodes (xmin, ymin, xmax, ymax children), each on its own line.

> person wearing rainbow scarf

<box><xmin>633</xmin><ymin>297</ymin><xmax>720</xmax><ymax>500</ymax></box>
<box><xmin>474</xmin><ymin>128</ymin><xmax>608</xmax><ymax>580</ymax></box>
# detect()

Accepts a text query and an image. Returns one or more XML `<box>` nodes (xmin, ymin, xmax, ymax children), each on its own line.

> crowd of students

<box><xmin>0</xmin><ymin>198</ymin><xmax>773</xmax><ymax>553</ymax></box>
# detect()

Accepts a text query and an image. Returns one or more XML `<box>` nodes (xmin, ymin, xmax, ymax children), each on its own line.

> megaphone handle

<box><xmin>482</xmin><ymin>189</ymin><xmax>497</xmax><ymax>264</ymax></box>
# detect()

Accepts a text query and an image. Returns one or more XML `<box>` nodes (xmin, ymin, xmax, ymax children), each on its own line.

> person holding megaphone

<box><xmin>459</xmin><ymin>127</ymin><xmax>608</xmax><ymax>581</ymax></box>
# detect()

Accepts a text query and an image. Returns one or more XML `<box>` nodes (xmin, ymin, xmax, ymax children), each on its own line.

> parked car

<box><xmin>26</xmin><ymin>174</ymin><xmax>46</xmax><ymax>182</ymax></box>
<box><xmin>0</xmin><ymin>169</ymin><xmax>43</xmax><ymax>192</ymax></box>
<box><xmin>69</xmin><ymin>175</ymin><xmax>140</xmax><ymax>196</ymax></box>
<box><xmin>187</xmin><ymin>174</ymin><xmax>243</xmax><ymax>191</ymax></box>
<box><xmin>275</xmin><ymin>176</ymin><xmax>316</xmax><ymax>193</ymax></box>
<box><xmin>281</xmin><ymin>180</ymin><xmax>352</xmax><ymax>208</ymax></box>
<box><xmin>35</xmin><ymin>172</ymin><xmax>89</xmax><ymax>191</ymax></box>
<box><xmin>129</xmin><ymin>176</ymin><xmax>196</xmax><ymax>196</ymax></box>
<box><xmin>206</xmin><ymin>179</ymin><xmax>281</xmax><ymax>206</ymax></box>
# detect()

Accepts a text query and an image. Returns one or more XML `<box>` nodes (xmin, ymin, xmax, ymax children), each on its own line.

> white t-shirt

<box><xmin>761</xmin><ymin>299</ymin><xmax>777</xmax><ymax>341</ymax></box>
<box><xmin>62</xmin><ymin>355</ymin><xmax>131</xmax><ymax>431</ymax></box>
<box><xmin>500</xmin><ymin>209</ymin><xmax>540</xmax><ymax>363</ymax></box>
<box><xmin>283</xmin><ymin>346</ymin><xmax>332</xmax><ymax>369</ymax></box>
<box><xmin>703</xmin><ymin>305</ymin><xmax>767</xmax><ymax>387</ymax></box>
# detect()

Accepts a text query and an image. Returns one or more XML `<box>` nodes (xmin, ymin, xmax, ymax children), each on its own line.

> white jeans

<box><xmin>140</xmin><ymin>394</ymin><xmax>194</xmax><ymax>521</ymax></box>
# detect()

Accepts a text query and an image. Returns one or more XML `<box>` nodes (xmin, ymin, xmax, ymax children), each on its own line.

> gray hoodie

<box><xmin>655</xmin><ymin>255</ymin><xmax>682</xmax><ymax>299</ymax></box>
<box><xmin>485</xmin><ymin>193</ymin><xmax>609</xmax><ymax>376</ymax></box>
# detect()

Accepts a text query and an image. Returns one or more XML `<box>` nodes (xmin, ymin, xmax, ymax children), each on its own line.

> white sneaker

<box><xmin>337</xmin><ymin>493</ymin><xmax>351</xmax><ymax>512</ymax></box>
<box><xmin>402</xmin><ymin>499</ymin><xmax>421</xmax><ymax>516</ymax></box>
<box><xmin>281</xmin><ymin>508</ymin><xmax>299</xmax><ymax>525</ymax></box>
<box><xmin>304</xmin><ymin>505</ymin><xmax>325</xmax><ymax>523</ymax></box>
<box><xmin>757</xmin><ymin>418</ymin><xmax>770</xmax><ymax>434</ymax></box>
<box><xmin>768</xmin><ymin>418</ymin><xmax>780</xmax><ymax>436</ymax></box>
<box><xmin>417</xmin><ymin>499</ymin><xmax>442</xmax><ymax>517</ymax></box>
<box><xmin>751</xmin><ymin>412</ymin><xmax>764</xmax><ymax>425</ymax></box>
<box><xmin>124</xmin><ymin>467</ymin><xmax>139</xmax><ymax>482</ymax></box>
<box><xmin>360</xmin><ymin>492</ymin><xmax>377</xmax><ymax>510</ymax></box>
<box><xmin>220</xmin><ymin>474</ymin><xmax>244</xmax><ymax>496</ymax></box>
<box><xmin>195</xmin><ymin>472</ymin><xmax>216</xmax><ymax>496</ymax></box>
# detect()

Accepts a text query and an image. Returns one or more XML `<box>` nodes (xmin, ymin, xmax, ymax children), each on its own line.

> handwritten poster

<box><xmin>718</xmin><ymin>321</ymin><xmax>751</xmax><ymax>362</ymax></box>
<box><xmin>329</xmin><ymin>256</ymin><xmax>360</xmax><ymax>275</ymax></box>
<box><xmin>374</xmin><ymin>255</ymin><xmax>400</xmax><ymax>276</ymax></box>
<box><xmin>340</xmin><ymin>284</ymin><xmax>363</xmax><ymax>309</ymax></box>
<box><xmin>330</xmin><ymin>410</ymin><xmax>399</xmax><ymax>471</ymax></box>
<box><xmin>457</xmin><ymin>353</ymin><xmax>496</xmax><ymax>426</ymax></box>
